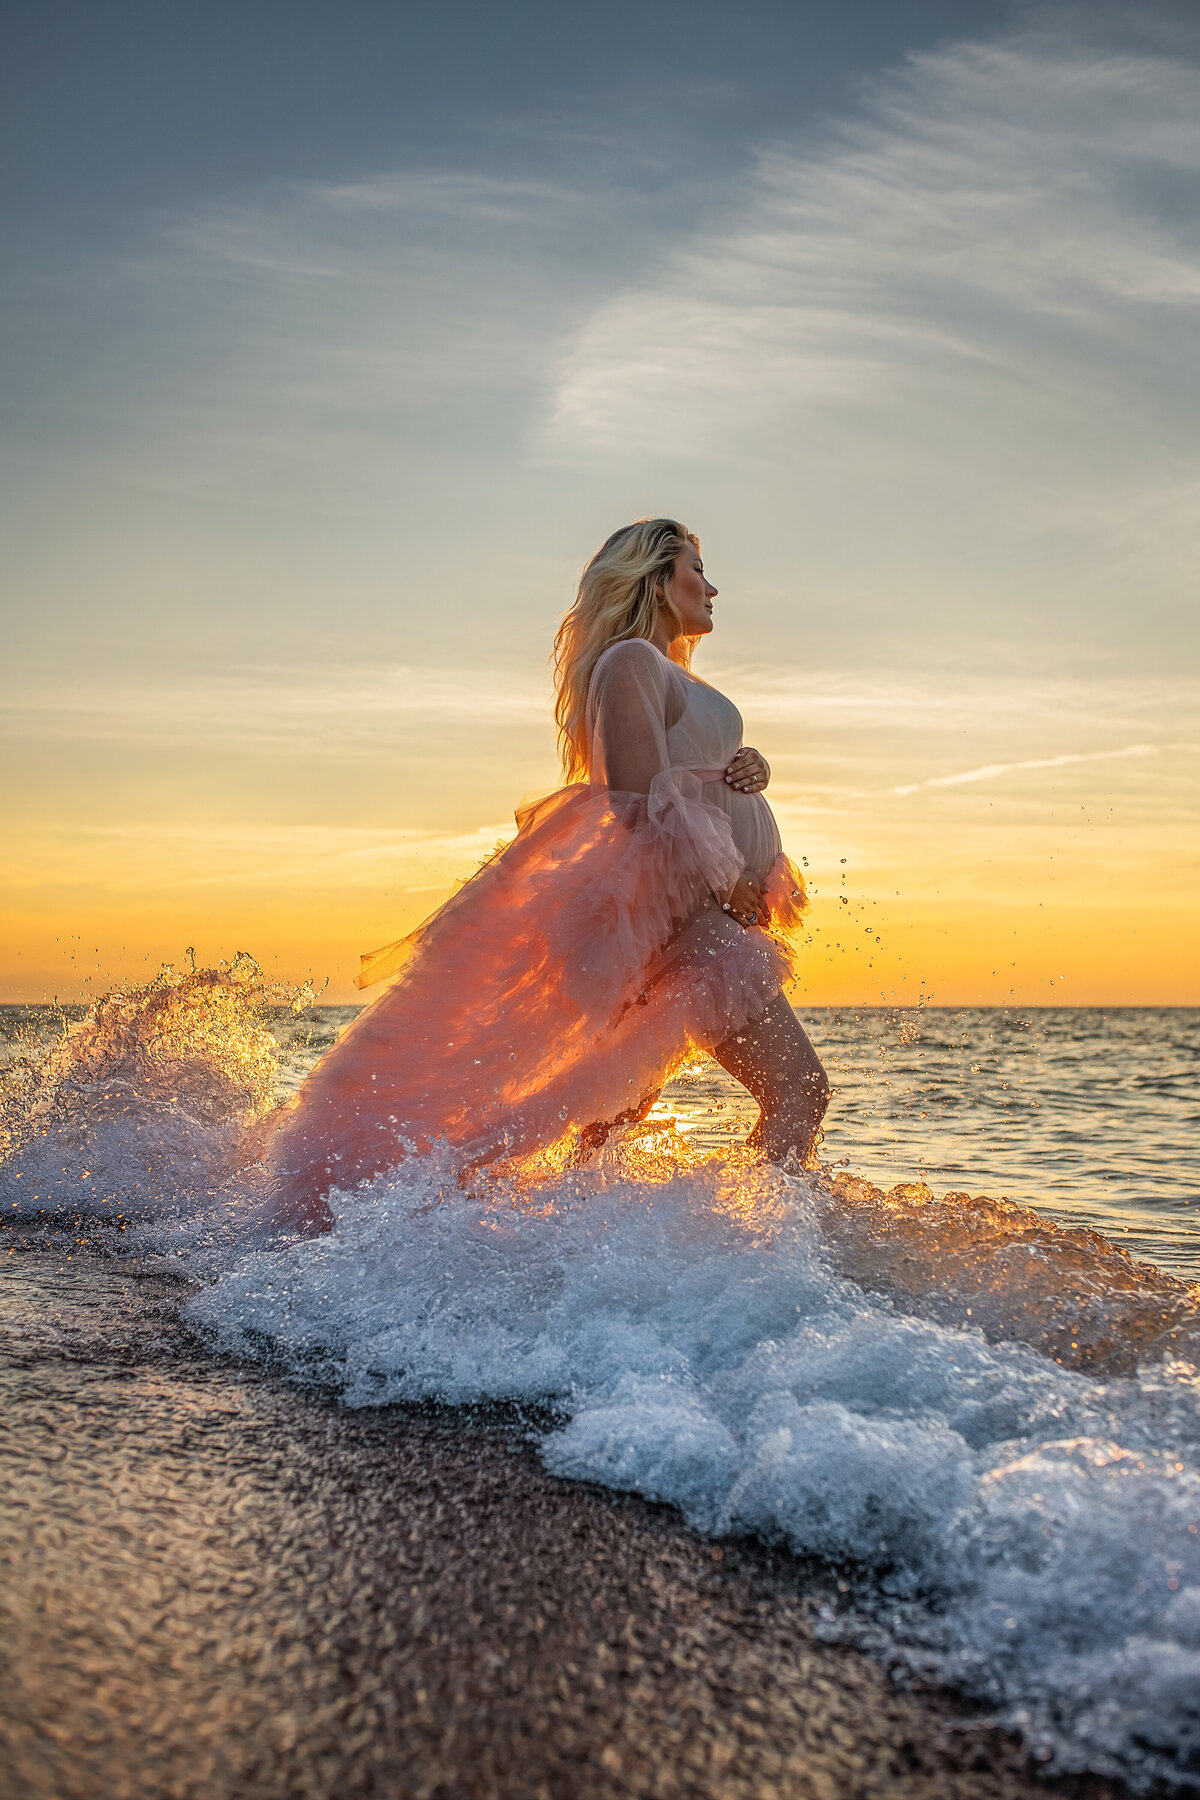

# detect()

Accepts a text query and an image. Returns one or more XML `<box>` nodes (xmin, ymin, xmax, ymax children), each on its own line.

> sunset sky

<box><xmin>3</xmin><ymin>0</ymin><xmax>1198</xmax><ymax>1006</ymax></box>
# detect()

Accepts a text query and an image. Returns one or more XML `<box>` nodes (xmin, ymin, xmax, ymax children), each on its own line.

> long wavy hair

<box><xmin>552</xmin><ymin>517</ymin><xmax>699</xmax><ymax>782</ymax></box>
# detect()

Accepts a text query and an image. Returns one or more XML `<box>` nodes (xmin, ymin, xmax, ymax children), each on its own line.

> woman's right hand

<box><xmin>722</xmin><ymin>873</ymin><xmax>768</xmax><ymax>927</ymax></box>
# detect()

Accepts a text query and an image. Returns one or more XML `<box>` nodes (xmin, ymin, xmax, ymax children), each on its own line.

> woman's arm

<box><xmin>588</xmin><ymin>640</ymin><xmax>747</xmax><ymax>916</ymax></box>
<box><xmin>591</xmin><ymin>647</ymin><xmax>669</xmax><ymax>796</ymax></box>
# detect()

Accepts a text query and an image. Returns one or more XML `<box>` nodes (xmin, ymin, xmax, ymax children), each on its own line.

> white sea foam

<box><xmin>186</xmin><ymin>1148</ymin><xmax>1200</xmax><ymax>1790</ymax></box>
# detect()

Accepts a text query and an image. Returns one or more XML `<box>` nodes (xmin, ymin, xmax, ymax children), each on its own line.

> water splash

<box><xmin>818</xmin><ymin>1172</ymin><xmax>1200</xmax><ymax>1376</ymax></box>
<box><xmin>0</xmin><ymin>952</ymin><xmax>316</xmax><ymax>1221</ymax></box>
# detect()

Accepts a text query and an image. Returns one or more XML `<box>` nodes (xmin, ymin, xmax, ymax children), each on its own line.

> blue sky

<box><xmin>3</xmin><ymin>0</ymin><xmax>1198</xmax><ymax>1002</ymax></box>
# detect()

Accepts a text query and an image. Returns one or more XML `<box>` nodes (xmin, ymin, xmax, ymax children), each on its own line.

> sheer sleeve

<box><xmin>587</xmin><ymin>640</ymin><xmax>676</xmax><ymax>796</ymax></box>
<box><xmin>586</xmin><ymin>640</ymin><xmax>744</xmax><ymax>919</ymax></box>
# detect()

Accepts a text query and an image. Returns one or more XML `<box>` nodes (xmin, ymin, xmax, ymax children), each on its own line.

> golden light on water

<box><xmin>646</xmin><ymin>1099</ymin><xmax>701</xmax><ymax>1136</ymax></box>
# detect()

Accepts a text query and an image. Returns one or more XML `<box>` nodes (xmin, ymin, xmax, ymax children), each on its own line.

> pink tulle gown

<box><xmin>270</xmin><ymin>639</ymin><xmax>807</xmax><ymax>1220</ymax></box>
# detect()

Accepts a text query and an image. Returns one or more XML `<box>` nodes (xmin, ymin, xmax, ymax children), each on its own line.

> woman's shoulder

<box><xmin>595</xmin><ymin>635</ymin><xmax>663</xmax><ymax>667</ymax></box>
<box><xmin>593</xmin><ymin>637</ymin><xmax>680</xmax><ymax>684</ymax></box>
<box><xmin>588</xmin><ymin>637</ymin><xmax>689</xmax><ymax>731</ymax></box>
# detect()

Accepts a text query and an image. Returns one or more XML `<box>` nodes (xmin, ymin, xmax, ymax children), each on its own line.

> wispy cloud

<box><xmin>717</xmin><ymin>665</ymin><xmax>1200</xmax><ymax>735</ymax></box>
<box><xmin>0</xmin><ymin>664</ymin><xmax>550</xmax><ymax>751</ymax></box>
<box><xmin>72</xmin><ymin>165</ymin><xmax>664</xmax><ymax>504</ymax></box>
<box><xmin>7</xmin><ymin>660</ymin><xmax>1198</xmax><ymax>789</ymax></box>
<box><xmin>9</xmin><ymin>659</ymin><xmax>1197</xmax><ymax>765</ymax></box>
<box><xmin>546</xmin><ymin>19</ymin><xmax>1200</xmax><ymax>469</ymax></box>
<box><xmin>890</xmin><ymin>742</ymin><xmax>1166</xmax><ymax>796</ymax></box>
<box><xmin>4</xmin><ymin>820</ymin><xmax>513</xmax><ymax>893</ymax></box>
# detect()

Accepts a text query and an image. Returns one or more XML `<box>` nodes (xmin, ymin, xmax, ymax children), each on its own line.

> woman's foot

<box><xmin>746</xmin><ymin>1114</ymin><xmax>823</xmax><ymax>1169</ymax></box>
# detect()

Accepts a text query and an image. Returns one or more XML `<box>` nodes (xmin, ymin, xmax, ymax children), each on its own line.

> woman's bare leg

<box><xmin>713</xmin><ymin>992</ymin><xmax>830</xmax><ymax>1165</ymax></box>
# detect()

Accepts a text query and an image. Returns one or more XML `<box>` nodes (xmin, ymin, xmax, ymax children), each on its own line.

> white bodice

<box><xmin>665</xmin><ymin>663</ymin><xmax>783</xmax><ymax>885</ymax></box>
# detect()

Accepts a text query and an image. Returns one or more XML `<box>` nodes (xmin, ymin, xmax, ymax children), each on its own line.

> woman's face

<box><xmin>663</xmin><ymin>544</ymin><xmax>717</xmax><ymax>637</ymax></box>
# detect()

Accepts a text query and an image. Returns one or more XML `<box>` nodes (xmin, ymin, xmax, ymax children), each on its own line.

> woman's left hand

<box><xmin>725</xmin><ymin>746</ymin><xmax>770</xmax><ymax>793</ymax></box>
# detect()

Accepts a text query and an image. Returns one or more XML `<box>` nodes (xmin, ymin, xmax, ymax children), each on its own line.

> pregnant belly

<box><xmin>728</xmin><ymin>790</ymin><xmax>782</xmax><ymax>884</ymax></box>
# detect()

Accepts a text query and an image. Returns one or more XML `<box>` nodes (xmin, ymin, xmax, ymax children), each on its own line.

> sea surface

<box><xmin>661</xmin><ymin>1006</ymin><xmax>1199</xmax><ymax>1281</ymax></box>
<box><xmin>3</xmin><ymin>990</ymin><xmax>1199</xmax><ymax>1791</ymax></box>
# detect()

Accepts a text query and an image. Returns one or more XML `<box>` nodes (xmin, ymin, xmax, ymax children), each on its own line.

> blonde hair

<box><xmin>553</xmin><ymin>517</ymin><xmax>699</xmax><ymax>782</ymax></box>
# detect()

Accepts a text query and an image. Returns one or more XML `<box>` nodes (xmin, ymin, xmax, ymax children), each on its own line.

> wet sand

<box><xmin>1</xmin><ymin>1255</ymin><xmax>1134</xmax><ymax>1800</ymax></box>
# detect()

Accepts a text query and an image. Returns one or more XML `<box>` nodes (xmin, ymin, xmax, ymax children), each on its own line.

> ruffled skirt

<box><xmin>268</xmin><ymin>782</ymin><xmax>807</xmax><ymax>1211</ymax></box>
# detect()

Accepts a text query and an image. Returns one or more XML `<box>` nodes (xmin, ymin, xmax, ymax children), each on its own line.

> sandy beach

<box><xmin>0</xmin><ymin>1253</ymin><xmax>1137</xmax><ymax>1800</ymax></box>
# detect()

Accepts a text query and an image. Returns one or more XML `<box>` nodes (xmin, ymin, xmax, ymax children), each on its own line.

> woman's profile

<box><xmin>271</xmin><ymin>518</ymin><xmax>829</xmax><ymax>1228</ymax></box>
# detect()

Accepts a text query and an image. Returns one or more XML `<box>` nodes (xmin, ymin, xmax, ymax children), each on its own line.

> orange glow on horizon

<box><xmin>4</xmin><ymin>884</ymin><xmax>1197</xmax><ymax>1009</ymax></box>
<box><xmin>4</xmin><ymin>667</ymin><xmax>1197</xmax><ymax>1010</ymax></box>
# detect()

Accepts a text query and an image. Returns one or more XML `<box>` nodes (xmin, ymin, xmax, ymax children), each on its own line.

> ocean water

<box><xmin>661</xmin><ymin>1006</ymin><xmax>1200</xmax><ymax>1282</ymax></box>
<box><xmin>3</xmin><ymin>988</ymin><xmax>1200</xmax><ymax>1790</ymax></box>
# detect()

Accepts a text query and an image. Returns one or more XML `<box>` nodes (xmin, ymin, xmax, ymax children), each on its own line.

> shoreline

<box><xmin>1</xmin><ymin>1255</ymin><xmax>1139</xmax><ymax>1800</ymax></box>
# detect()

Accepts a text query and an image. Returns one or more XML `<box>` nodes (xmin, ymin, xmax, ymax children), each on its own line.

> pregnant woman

<box><xmin>272</xmin><ymin>518</ymin><xmax>829</xmax><ymax>1228</ymax></box>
